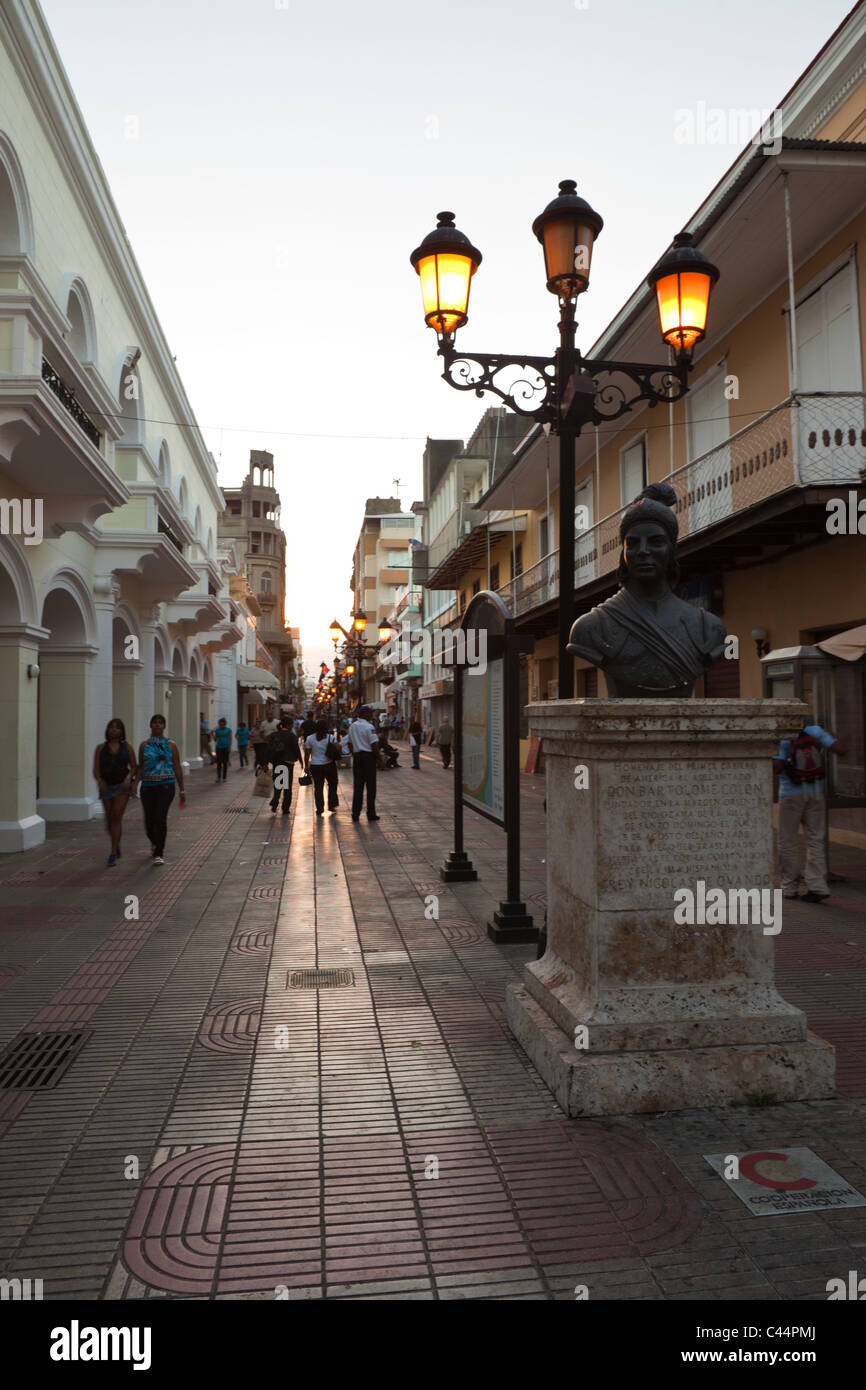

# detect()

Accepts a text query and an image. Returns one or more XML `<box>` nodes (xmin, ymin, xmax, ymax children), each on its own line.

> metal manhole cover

<box><xmin>0</xmin><ymin>1030</ymin><xmax>91</xmax><ymax>1089</ymax></box>
<box><xmin>287</xmin><ymin>969</ymin><xmax>355</xmax><ymax>989</ymax></box>
<box><xmin>248</xmin><ymin>886</ymin><xmax>280</xmax><ymax>900</ymax></box>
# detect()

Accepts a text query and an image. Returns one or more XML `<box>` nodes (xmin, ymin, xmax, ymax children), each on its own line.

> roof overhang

<box><xmin>426</xmin><ymin>516</ymin><xmax>527</xmax><ymax>587</ymax></box>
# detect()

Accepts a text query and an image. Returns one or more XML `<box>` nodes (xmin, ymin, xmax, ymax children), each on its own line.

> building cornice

<box><xmin>0</xmin><ymin>2</ymin><xmax>222</xmax><ymax>504</ymax></box>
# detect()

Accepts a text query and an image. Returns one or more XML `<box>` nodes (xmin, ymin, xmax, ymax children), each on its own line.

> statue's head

<box><xmin>617</xmin><ymin>482</ymin><xmax>680</xmax><ymax>587</ymax></box>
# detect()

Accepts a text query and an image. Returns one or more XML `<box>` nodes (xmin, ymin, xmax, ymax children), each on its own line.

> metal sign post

<box><xmin>441</xmin><ymin>591</ymin><xmax>536</xmax><ymax>944</ymax></box>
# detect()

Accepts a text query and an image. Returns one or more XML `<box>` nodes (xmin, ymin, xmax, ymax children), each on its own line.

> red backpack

<box><xmin>785</xmin><ymin>729</ymin><xmax>825</xmax><ymax>785</ymax></box>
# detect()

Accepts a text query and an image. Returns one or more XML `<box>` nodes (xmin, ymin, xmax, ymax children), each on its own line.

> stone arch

<box><xmin>39</xmin><ymin>567</ymin><xmax>97</xmax><ymax>645</ymax></box>
<box><xmin>114</xmin><ymin>348</ymin><xmax>145</xmax><ymax>447</ymax></box>
<box><xmin>154</xmin><ymin>626</ymin><xmax>171</xmax><ymax>674</ymax></box>
<box><xmin>156</xmin><ymin>440</ymin><xmax>171</xmax><ymax>489</ymax></box>
<box><xmin>37</xmin><ymin>570</ymin><xmax>97</xmax><ymax>818</ymax></box>
<box><xmin>0</xmin><ymin>131</ymin><xmax>34</xmax><ymax>256</ymax></box>
<box><xmin>0</xmin><ymin>534</ymin><xmax>40</xmax><ymax>627</ymax></box>
<box><xmin>59</xmin><ymin>273</ymin><xmax>97</xmax><ymax>362</ymax></box>
<box><xmin>189</xmin><ymin>648</ymin><xmax>202</xmax><ymax>683</ymax></box>
<box><xmin>171</xmin><ymin>642</ymin><xmax>188</xmax><ymax>679</ymax></box>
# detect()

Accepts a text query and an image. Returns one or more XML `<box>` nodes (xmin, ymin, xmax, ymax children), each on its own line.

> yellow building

<box><xmin>474</xmin><ymin>7</ymin><xmax>866</xmax><ymax>793</ymax></box>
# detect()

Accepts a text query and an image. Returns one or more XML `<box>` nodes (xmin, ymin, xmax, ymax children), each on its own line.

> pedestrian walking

<box><xmin>214</xmin><ymin>718</ymin><xmax>233</xmax><ymax>780</ymax></box>
<box><xmin>134</xmin><ymin>715</ymin><xmax>185</xmax><ymax>865</ymax></box>
<box><xmin>251</xmin><ymin>716</ymin><xmax>269</xmax><ymax>772</ymax></box>
<box><xmin>773</xmin><ymin>721</ymin><xmax>846</xmax><ymax>901</ymax></box>
<box><xmin>305</xmin><ymin>717</ymin><xmax>340</xmax><ymax>817</ymax></box>
<box><xmin>199</xmin><ymin>712</ymin><xmax>214</xmax><ymax>764</ymax></box>
<box><xmin>408</xmin><ymin>718</ymin><xmax>423</xmax><ymax>769</ymax></box>
<box><xmin>93</xmin><ymin>718</ymin><xmax>138</xmax><ymax>866</ymax></box>
<box><xmin>348</xmin><ymin>706</ymin><xmax>380</xmax><ymax>821</ymax></box>
<box><xmin>268</xmin><ymin>717</ymin><xmax>304</xmax><ymax>815</ymax></box>
<box><xmin>236</xmin><ymin>721</ymin><xmax>250</xmax><ymax>767</ymax></box>
<box><xmin>260</xmin><ymin>709</ymin><xmax>280</xmax><ymax>740</ymax></box>
<box><xmin>437</xmin><ymin>716</ymin><xmax>453</xmax><ymax>769</ymax></box>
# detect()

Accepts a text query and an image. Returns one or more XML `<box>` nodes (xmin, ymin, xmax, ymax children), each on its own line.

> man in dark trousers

<box><xmin>348</xmin><ymin>706</ymin><xmax>380</xmax><ymax>822</ymax></box>
<box><xmin>268</xmin><ymin>717</ymin><xmax>303</xmax><ymax>815</ymax></box>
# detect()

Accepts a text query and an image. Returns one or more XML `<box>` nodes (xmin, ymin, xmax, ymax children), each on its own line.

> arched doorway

<box><xmin>168</xmin><ymin>644</ymin><xmax>188</xmax><ymax>760</ymax></box>
<box><xmin>0</xmin><ymin>537</ymin><xmax>44</xmax><ymax>850</ymax></box>
<box><xmin>38</xmin><ymin>577</ymin><xmax>98</xmax><ymax>819</ymax></box>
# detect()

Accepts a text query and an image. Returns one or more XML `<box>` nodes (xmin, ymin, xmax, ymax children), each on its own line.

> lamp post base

<box><xmin>441</xmin><ymin>852</ymin><xmax>478</xmax><ymax>883</ymax></box>
<box><xmin>488</xmin><ymin>900</ymin><xmax>537</xmax><ymax>944</ymax></box>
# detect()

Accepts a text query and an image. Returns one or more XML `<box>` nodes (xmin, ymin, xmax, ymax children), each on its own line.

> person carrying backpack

<box><xmin>773</xmin><ymin>721</ymin><xmax>846</xmax><ymax>902</ymax></box>
<box><xmin>268</xmin><ymin>717</ymin><xmax>303</xmax><ymax>814</ymax></box>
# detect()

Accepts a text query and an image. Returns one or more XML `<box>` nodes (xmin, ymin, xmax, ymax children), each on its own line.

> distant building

<box><xmin>349</xmin><ymin>498</ymin><xmax>421</xmax><ymax>706</ymax></box>
<box><xmin>219</xmin><ymin>451</ymin><xmax>299</xmax><ymax>694</ymax></box>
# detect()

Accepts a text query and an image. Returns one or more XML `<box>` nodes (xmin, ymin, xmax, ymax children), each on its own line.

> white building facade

<box><xmin>0</xmin><ymin>1</ymin><xmax>239</xmax><ymax>851</ymax></box>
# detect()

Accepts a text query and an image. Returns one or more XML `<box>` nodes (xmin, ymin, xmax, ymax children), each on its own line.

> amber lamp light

<box><xmin>353</xmin><ymin>611</ymin><xmax>367</xmax><ymax>634</ymax></box>
<box><xmin>378</xmin><ymin>620</ymin><xmax>392</xmax><ymax>644</ymax></box>
<box><xmin>647</xmin><ymin>232</ymin><xmax>719</xmax><ymax>360</ymax></box>
<box><xmin>532</xmin><ymin>179</ymin><xmax>604</xmax><ymax>299</ymax></box>
<box><xmin>410</xmin><ymin>212</ymin><xmax>482</xmax><ymax>339</ymax></box>
<box><xmin>329</xmin><ymin>619</ymin><xmax>341</xmax><ymax>644</ymax></box>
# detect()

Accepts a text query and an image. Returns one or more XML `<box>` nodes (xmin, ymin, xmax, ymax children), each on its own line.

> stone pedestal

<box><xmin>506</xmin><ymin>699</ymin><xmax>835</xmax><ymax>1116</ymax></box>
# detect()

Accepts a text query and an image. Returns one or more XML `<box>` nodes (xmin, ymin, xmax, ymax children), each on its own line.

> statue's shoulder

<box><xmin>674</xmin><ymin>598</ymin><xmax>726</xmax><ymax>657</ymax></box>
<box><xmin>568</xmin><ymin>594</ymin><xmax>628</xmax><ymax>662</ymax></box>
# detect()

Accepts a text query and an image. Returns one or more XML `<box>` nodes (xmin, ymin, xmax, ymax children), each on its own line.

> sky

<box><xmin>39</xmin><ymin>0</ymin><xmax>856</xmax><ymax>675</ymax></box>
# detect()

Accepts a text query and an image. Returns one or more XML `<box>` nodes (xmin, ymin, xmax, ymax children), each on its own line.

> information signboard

<box><xmin>462</xmin><ymin>658</ymin><xmax>504</xmax><ymax>825</ymax></box>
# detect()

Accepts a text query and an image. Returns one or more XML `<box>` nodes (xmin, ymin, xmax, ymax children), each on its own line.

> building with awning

<box><xmin>237</xmin><ymin>663</ymin><xmax>281</xmax><ymax>700</ymax></box>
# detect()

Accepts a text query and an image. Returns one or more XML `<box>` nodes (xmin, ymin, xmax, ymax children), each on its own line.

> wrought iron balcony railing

<box><xmin>41</xmin><ymin>357</ymin><xmax>101</xmax><ymax>447</ymax></box>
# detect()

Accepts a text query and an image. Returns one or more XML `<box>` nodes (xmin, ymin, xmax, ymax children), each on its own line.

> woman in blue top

<box><xmin>133</xmin><ymin>715</ymin><xmax>186</xmax><ymax>865</ymax></box>
<box><xmin>236</xmin><ymin>721</ymin><xmax>250</xmax><ymax>768</ymax></box>
<box><xmin>93</xmin><ymin>718</ymin><xmax>139</xmax><ymax>866</ymax></box>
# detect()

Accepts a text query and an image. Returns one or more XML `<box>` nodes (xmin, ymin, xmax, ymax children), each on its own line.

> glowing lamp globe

<box><xmin>410</xmin><ymin>212</ymin><xmax>482</xmax><ymax>339</ymax></box>
<box><xmin>647</xmin><ymin>232</ymin><xmax>719</xmax><ymax>359</ymax></box>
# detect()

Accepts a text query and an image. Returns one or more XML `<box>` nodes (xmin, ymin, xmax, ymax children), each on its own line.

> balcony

<box><xmin>497</xmin><ymin>392</ymin><xmax>866</xmax><ymax>616</ymax></box>
<box><xmin>41</xmin><ymin>357</ymin><xmax>101</xmax><ymax>447</ymax></box>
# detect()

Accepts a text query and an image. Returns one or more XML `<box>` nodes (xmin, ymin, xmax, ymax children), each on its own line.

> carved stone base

<box><xmin>507</xmin><ymin>699</ymin><xmax>837</xmax><ymax>1116</ymax></box>
<box><xmin>507</xmin><ymin>983</ymin><xmax>835</xmax><ymax>1116</ymax></box>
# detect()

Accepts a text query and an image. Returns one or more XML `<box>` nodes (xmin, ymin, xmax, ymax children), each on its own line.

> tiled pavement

<box><xmin>1</xmin><ymin>750</ymin><xmax>865</xmax><ymax>1300</ymax></box>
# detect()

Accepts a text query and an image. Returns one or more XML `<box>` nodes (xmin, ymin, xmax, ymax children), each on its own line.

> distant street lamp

<box><xmin>411</xmin><ymin>184</ymin><xmax>719</xmax><ymax>697</ymax></box>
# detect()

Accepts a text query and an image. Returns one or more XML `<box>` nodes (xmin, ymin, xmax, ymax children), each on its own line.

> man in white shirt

<box><xmin>348</xmin><ymin>707</ymin><xmax>380</xmax><ymax>822</ymax></box>
<box><xmin>259</xmin><ymin>710</ymin><xmax>280</xmax><ymax>740</ymax></box>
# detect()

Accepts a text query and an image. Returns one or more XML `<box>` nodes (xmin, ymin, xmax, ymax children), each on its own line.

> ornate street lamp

<box><xmin>410</xmin><ymin>182</ymin><xmax>720</xmax><ymax>697</ymax></box>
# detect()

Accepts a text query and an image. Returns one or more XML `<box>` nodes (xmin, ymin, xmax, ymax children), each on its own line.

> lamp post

<box><xmin>411</xmin><ymin>186</ymin><xmax>719</xmax><ymax>698</ymax></box>
<box><xmin>331</xmin><ymin>613</ymin><xmax>393</xmax><ymax>709</ymax></box>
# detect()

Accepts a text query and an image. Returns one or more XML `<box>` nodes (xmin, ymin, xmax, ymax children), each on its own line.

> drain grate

<box><xmin>287</xmin><ymin>969</ymin><xmax>355</xmax><ymax>989</ymax></box>
<box><xmin>0</xmin><ymin>1030</ymin><xmax>91</xmax><ymax>1089</ymax></box>
<box><xmin>225</xmin><ymin>808</ymin><xmax>249</xmax><ymax>814</ymax></box>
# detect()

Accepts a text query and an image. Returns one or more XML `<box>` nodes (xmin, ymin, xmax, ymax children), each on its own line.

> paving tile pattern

<box><xmin>1</xmin><ymin>752</ymin><xmax>865</xmax><ymax>1299</ymax></box>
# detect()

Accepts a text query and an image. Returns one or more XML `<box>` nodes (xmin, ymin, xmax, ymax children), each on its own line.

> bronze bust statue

<box><xmin>567</xmin><ymin>482</ymin><xmax>726</xmax><ymax>697</ymax></box>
